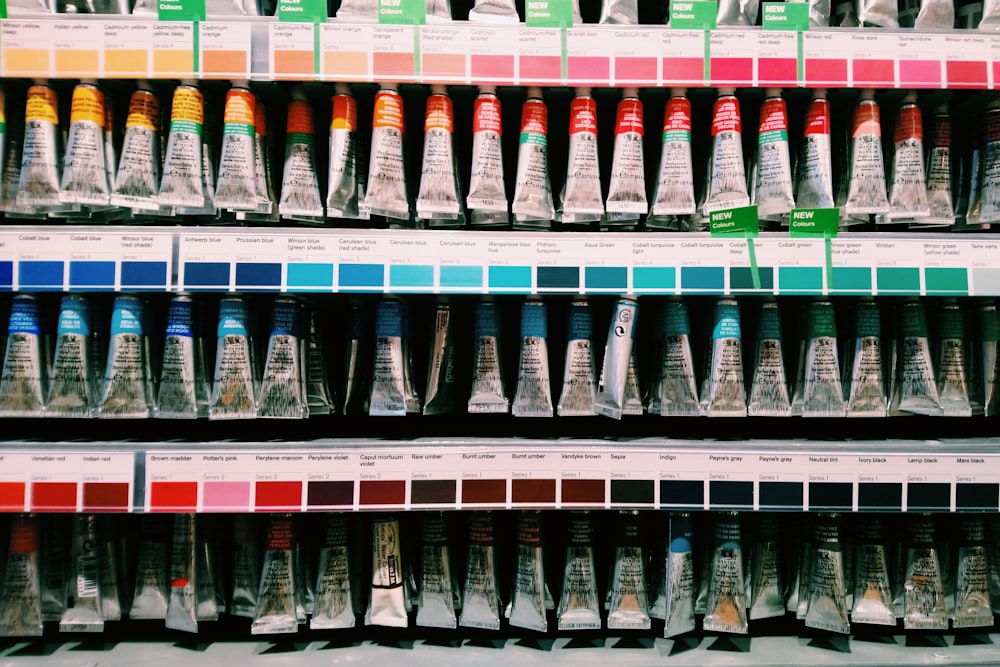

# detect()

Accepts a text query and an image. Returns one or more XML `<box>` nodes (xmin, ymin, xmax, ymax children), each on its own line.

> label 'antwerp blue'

<box><xmin>663</xmin><ymin>300</ymin><xmax>689</xmax><ymax>337</ymax></box>
<box><xmin>521</xmin><ymin>301</ymin><xmax>547</xmax><ymax>339</ymax></box>
<box><xmin>218</xmin><ymin>298</ymin><xmax>249</xmax><ymax>338</ymax></box>
<box><xmin>567</xmin><ymin>301</ymin><xmax>592</xmax><ymax>342</ymax></box>
<box><xmin>165</xmin><ymin>298</ymin><xmax>194</xmax><ymax>338</ymax></box>
<box><xmin>58</xmin><ymin>296</ymin><xmax>91</xmax><ymax>337</ymax></box>
<box><xmin>111</xmin><ymin>296</ymin><xmax>145</xmax><ymax>335</ymax></box>
<box><xmin>712</xmin><ymin>301</ymin><xmax>741</xmax><ymax>340</ymax></box>
<box><xmin>375</xmin><ymin>300</ymin><xmax>403</xmax><ymax>338</ymax></box>
<box><xmin>8</xmin><ymin>296</ymin><xmax>40</xmax><ymax>335</ymax></box>
<box><xmin>475</xmin><ymin>301</ymin><xmax>500</xmax><ymax>338</ymax></box>
<box><xmin>270</xmin><ymin>300</ymin><xmax>301</xmax><ymax>337</ymax></box>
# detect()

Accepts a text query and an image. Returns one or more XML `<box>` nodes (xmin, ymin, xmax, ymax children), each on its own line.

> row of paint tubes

<box><xmin>0</xmin><ymin>292</ymin><xmax>995</xmax><ymax>418</ymax></box>
<box><xmin>0</xmin><ymin>510</ymin><xmax>993</xmax><ymax>637</ymax></box>
<box><xmin>3</xmin><ymin>79</ymin><xmax>989</xmax><ymax>229</ymax></box>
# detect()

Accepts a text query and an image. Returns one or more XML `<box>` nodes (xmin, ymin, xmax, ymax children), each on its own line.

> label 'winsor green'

<box><xmin>526</xmin><ymin>0</ymin><xmax>574</xmax><ymax>27</ymax></box>
<box><xmin>789</xmin><ymin>208</ymin><xmax>839</xmax><ymax>236</ymax></box>
<box><xmin>669</xmin><ymin>1</ymin><xmax>717</xmax><ymax>28</ymax></box>
<box><xmin>378</xmin><ymin>0</ymin><xmax>425</xmax><ymax>24</ymax></box>
<box><xmin>710</xmin><ymin>205</ymin><xmax>759</xmax><ymax>235</ymax></box>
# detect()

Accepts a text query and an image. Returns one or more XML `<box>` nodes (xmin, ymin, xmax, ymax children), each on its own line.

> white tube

<box><xmin>605</xmin><ymin>89</ymin><xmax>646</xmax><ymax>224</ymax></box>
<box><xmin>749</xmin><ymin>515</ymin><xmax>784</xmax><ymax>620</ymax></box>
<box><xmin>792</xmin><ymin>299</ymin><xmax>847</xmax><ymax>417</ymax></box>
<box><xmin>130</xmin><ymin>515</ymin><xmax>169</xmax><ymax>620</ymax></box>
<box><xmin>0</xmin><ymin>295</ymin><xmax>45</xmax><ymax>417</ymax></box>
<box><xmin>278</xmin><ymin>89</ymin><xmax>323</xmax><ymax>220</ymax></box>
<box><xmin>512</xmin><ymin>296</ymin><xmax>553</xmax><ymax>417</ymax></box>
<box><xmin>748</xmin><ymin>297</ymin><xmax>792</xmax><ymax>417</ymax></box>
<box><xmin>416</xmin><ymin>512</ymin><xmax>457</xmax><ymax>629</ymax></box>
<box><xmin>424</xmin><ymin>298</ymin><xmax>456</xmax><ymax>415</ymax></box>
<box><xmin>60</xmin><ymin>81</ymin><xmax>111</xmax><ymax>206</ymax></box>
<box><xmin>305</xmin><ymin>303</ymin><xmax>335</xmax><ymax>416</ymax></box>
<box><xmin>59</xmin><ymin>515</ymin><xmax>103</xmax><ymax>633</ymax></box>
<box><xmin>251</xmin><ymin>514</ymin><xmax>297</xmax><ymax>634</ymax></box>
<box><xmin>468</xmin><ymin>297</ymin><xmax>509</xmax><ymax>413</ymax></box>
<box><xmin>886</xmin><ymin>94</ymin><xmax>930</xmax><ymax>222</ymax></box>
<box><xmin>97</xmin><ymin>294</ymin><xmax>154</xmax><ymax>418</ymax></box>
<box><xmin>365</xmin><ymin>515</ymin><xmax>408</xmax><ymax>628</ymax></box>
<box><xmin>0</xmin><ymin>514</ymin><xmax>43</xmax><ymax>637</ymax></box>
<box><xmin>608</xmin><ymin>511</ymin><xmax>651</xmax><ymax>630</ymax></box>
<box><xmin>509</xmin><ymin>510</ymin><xmax>548</xmax><ymax>632</ymax></box>
<box><xmin>459</xmin><ymin>512</ymin><xmax>501</xmax><ymax>630</ymax></box>
<box><xmin>467</xmin><ymin>86</ymin><xmax>508</xmax><ymax>224</ymax></box>
<box><xmin>663</xmin><ymin>512</ymin><xmax>696</xmax><ymax>638</ymax></box>
<box><xmin>158</xmin><ymin>81</ymin><xmax>205</xmax><ymax>208</ymax></box>
<box><xmin>156</xmin><ymin>293</ymin><xmax>210</xmax><ymax>419</ymax></box>
<box><xmin>469</xmin><ymin>0</ymin><xmax>518</xmax><ymax>21</ymax></box>
<box><xmin>209</xmin><ymin>296</ymin><xmax>258</xmax><ymax>420</ymax></box>
<box><xmin>953</xmin><ymin>516</ymin><xmax>993</xmax><ymax>628</ymax></box>
<box><xmin>852</xmin><ymin>516</ymin><xmax>895</xmax><ymax>625</ymax></box>
<box><xmin>326</xmin><ymin>85</ymin><xmax>360</xmax><ymax>219</ymax></box>
<box><xmin>258</xmin><ymin>297</ymin><xmax>307</xmax><ymax>419</ymax></box>
<box><xmin>594</xmin><ymin>296</ymin><xmax>639</xmax><ymax>420</ymax></box>
<box><xmin>804</xmin><ymin>514</ymin><xmax>850</xmax><ymax>634</ymax></box>
<box><xmin>556</xmin><ymin>511</ymin><xmax>600</xmax><ymax>630</ymax></box>
<box><xmin>111</xmin><ymin>83</ymin><xmax>160</xmax><ymax>211</ymax></box>
<box><xmin>845</xmin><ymin>90</ymin><xmax>890</xmax><ymax>217</ymax></box>
<box><xmin>559</xmin><ymin>89</ymin><xmax>604</xmax><ymax>224</ymax></box>
<box><xmin>701</xmin><ymin>298</ymin><xmax>747</xmax><ymax>417</ymax></box>
<box><xmin>703</xmin><ymin>88</ymin><xmax>749</xmax><ymax>215</ymax></box>
<box><xmin>417</xmin><ymin>86</ymin><xmax>464</xmax><ymax>226</ymax></box>
<box><xmin>17</xmin><ymin>81</ymin><xmax>61</xmax><ymax>210</ymax></box>
<box><xmin>512</xmin><ymin>89</ymin><xmax>555</xmax><ymax>228</ymax></box>
<box><xmin>649</xmin><ymin>89</ymin><xmax>696</xmax><ymax>219</ymax></box>
<box><xmin>754</xmin><ymin>89</ymin><xmax>795</xmax><ymax>218</ymax></box>
<box><xmin>795</xmin><ymin>91</ymin><xmax>835</xmax><ymax>210</ymax></box>
<box><xmin>904</xmin><ymin>515</ymin><xmax>947</xmax><ymax>630</ymax></box>
<box><xmin>311</xmin><ymin>514</ymin><xmax>355</xmax><ymax>629</ymax></box>
<box><xmin>370</xmin><ymin>297</ymin><xmax>407</xmax><ymax>416</ymax></box>
<box><xmin>937</xmin><ymin>299</ymin><xmax>973</xmax><ymax>417</ymax></box>
<box><xmin>557</xmin><ymin>297</ymin><xmax>597</xmax><ymax>416</ymax></box>
<box><xmin>703</xmin><ymin>512</ymin><xmax>748</xmax><ymax>634</ymax></box>
<box><xmin>214</xmin><ymin>83</ymin><xmax>258</xmax><ymax>212</ymax></box>
<box><xmin>890</xmin><ymin>299</ymin><xmax>943</xmax><ymax>416</ymax></box>
<box><xmin>365</xmin><ymin>84</ymin><xmax>411</xmax><ymax>223</ymax></box>
<box><xmin>46</xmin><ymin>295</ymin><xmax>93</xmax><ymax>417</ymax></box>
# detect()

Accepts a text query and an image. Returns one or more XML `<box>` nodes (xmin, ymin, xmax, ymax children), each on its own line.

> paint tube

<box><xmin>172</xmin><ymin>87</ymin><xmax>218</xmax><ymax>217</ymax></box>
<box><xmin>59</xmin><ymin>80</ymin><xmax>110</xmax><ymax>206</ymax></box>
<box><xmin>213</xmin><ymin>82</ymin><xmax>257</xmax><ymax>211</ymax></box>
<box><xmin>324</xmin><ymin>84</ymin><xmax>359</xmax><ymax>219</ymax></box>
<box><xmin>47</xmin><ymin>295</ymin><xmax>93</xmax><ymax>417</ymax></box>
<box><xmin>97</xmin><ymin>294</ymin><xmax>153</xmax><ymax>418</ymax></box>
<box><xmin>110</xmin><ymin>83</ymin><xmax>160</xmax><ymax>211</ymax></box>
<box><xmin>803</xmin><ymin>514</ymin><xmax>850</xmax><ymax>634</ymax></box>
<box><xmin>704</xmin><ymin>512</ymin><xmax>748</xmax><ymax>634</ymax></box>
<box><xmin>648</xmin><ymin>90</ymin><xmax>696</xmax><ymax>221</ymax></box>
<box><xmin>60</xmin><ymin>514</ymin><xmax>103</xmax><ymax>633</ymax></box>
<box><xmin>17</xmin><ymin>81</ymin><xmax>60</xmax><ymax>210</ymax></box>
<box><xmin>512</xmin><ymin>297</ymin><xmax>553</xmax><ymax>417</ymax></box>
<box><xmin>275</xmin><ymin>89</ymin><xmax>322</xmax><ymax>221</ymax></box>
<box><xmin>292</xmin><ymin>517</ymin><xmax>311</xmax><ymax>622</ymax></box>
<box><xmin>229</xmin><ymin>514</ymin><xmax>260</xmax><ymax>618</ymax></box>
<box><xmin>303</xmin><ymin>304</ymin><xmax>334</xmax><ymax>416</ymax></box>
<box><xmin>558</xmin><ymin>89</ymin><xmax>603</xmax><ymax>224</ymax></box>
<box><xmin>935</xmin><ymin>299</ymin><xmax>973</xmax><ymax>417</ymax></box>
<box><xmin>918</xmin><ymin>106</ymin><xmax>955</xmax><ymax>226</ymax></box>
<box><xmin>858</xmin><ymin>0</ymin><xmax>899</xmax><ymax>24</ymax></box>
<box><xmin>851</xmin><ymin>516</ymin><xmax>895</xmax><ymax>625</ymax></box>
<box><xmin>129</xmin><ymin>516</ymin><xmax>169</xmax><ymax>620</ymax></box>
<box><xmin>469</xmin><ymin>0</ymin><xmax>518</xmax><ymax>20</ymax></box>
<box><xmin>754</xmin><ymin>90</ymin><xmax>795</xmax><ymax>218</ymax></box>
<box><xmin>166</xmin><ymin>514</ymin><xmax>197</xmax><ymax>633</ymax></box>
<box><xmin>602</xmin><ymin>89</ymin><xmax>646</xmax><ymax>223</ymax></box>
<box><xmin>365</xmin><ymin>84</ymin><xmax>410</xmax><ymax>223</ymax></box>
<box><xmin>623</xmin><ymin>346</ymin><xmax>644</xmax><ymax>415</ymax></box>
<box><xmin>660</xmin><ymin>513</ymin><xmax>696</xmax><ymax>637</ymax></box>
<box><xmin>594</xmin><ymin>296</ymin><xmax>638</xmax><ymax>420</ymax></box>
<box><xmin>158</xmin><ymin>81</ymin><xmax>204</xmax><ymax>208</ymax></box>
<box><xmin>983</xmin><ymin>0</ymin><xmax>1000</xmax><ymax>28</ymax></box>
<box><xmin>557</xmin><ymin>297</ymin><xmax>597</xmax><ymax>417</ymax></box>
<box><xmin>749</xmin><ymin>515</ymin><xmax>783</xmax><ymax>620</ymax></box>
<box><xmin>509</xmin><ymin>510</ymin><xmax>547</xmax><ymax>632</ymax></box>
<box><xmin>885</xmin><ymin>94</ymin><xmax>930</xmax><ymax>223</ymax></box>
<box><xmin>459</xmin><ymin>512</ymin><xmax>501</xmax><ymax>630</ymax></box>
<box><xmin>555</xmin><ymin>511</ymin><xmax>600</xmax><ymax>630</ymax></box>
<box><xmin>953</xmin><ymin>516</ymin><xmax>992</xmax><ymax>628</ymax></box>
<box><xmin>416</xmin><ymin>86</ymin><xmax>463</xmax><ymax>225</ymax></box>
<box><xmin>209</xmin><ymin>296</ymin><xmax>258</xmax><ymax>420</ymax></box>
<box><xmin>467</xmin><ymin>86</ymin><xmax>508</xmax><ymax>224</ymax></box>
<box><xmin>748</xmin><ymin>297</ymin><xmax>791</xmax><ymax>417</ymax></box>
<box><xmin>156</xmin><ymin>294</ymin><xmax>209</xmax><ymax>419</ymax></box>
<box><xmin>704</xmin><ymin>89</ymin><xmax>749</xmax><ymax>215</ymax></box>
<box><xmin>981</xmin><ymin>104</ymin><xmax>1000</xmax><ymax>224</ymax></box>
<box><xmin>365</xmin><ymin>515</ymin><xmax>407</xmax><ymax>628</ymax></box>
<box><xmin>702</xmin><ymin>298</ymin><xmax>747</xmax><ymax>417</ymax></box>
<box><xmin>717</xmin><ymin>0</ymin><xmax>759</xmax><ymax>23</ymax></box>
<box><xmin>423</xmin><ymin>298</ymin><xmax>455</xmax><ymax>416</ymax></box>
<box><xmin>0</xmin><ymin>295</ymin><xmax>47</xmax><ymax>418</ymax></box>
<box><xmin>0</xmin><ymin>118</ymin><xmax>32</xmax><ymax>217</ymax></box>
<box><xmin>40</xmin><ymin>515</ymin><xmax>67</xmax><ymax>622</ymax></box>
<box><xmin>343</xmin><ymin>301</ymin><xmax>370</xmax><ymax>415</ymax></box>
<box><xmin>469</xmin><ymin>296</ymin><xmax>508</xmax><ymax>414</ymax></box>
<box><xmin>794</xmin><ymin>91</ymin><xmax>835</xmax><ymax>210</ymax></box>
<box><xmin>250</xmin><ymin>515</ymin><xmax>297</xmax><ymax>634</ymax></box>
<box><xmin>600</xmin><ymin>0</ymin><xmax>637</xmax><ymax>22</ymax></box>
<box><xmin>980</xmin><ymin>301</ymin><xmax>999</xmax><ymax>416</ymax></box>
<box><xmin>904</xmin><ymin>515</ymin><xmax>947</xmax><ymax>630</ymax></box>
<box><xmin>794</xmin><ymin>299</ymin><xmax>846</xmax><ymax>417</ymax></box>
<box><xmin>312</xmin><ymin>514</ymin><xmax>354</xmax><ymax>629</ymax></box>
<box><xmin>0</xmin><ymin>514</ymin><xmax>42</xmax><ymax>637</ymax></box>
<box><xmin>399</xmin><ymin>310</ymin><xmax>421</xmax><ymax>414</ymax></box>
<box><xmin>369</xmin><ymin>297</ymin><xmax>406</xmax><ymax>417</ymax></box>
<box><xmin>891</xmin><ymin>299</ymin><xmax>942</xmax><ymax>416</ymax></box>
<box><xmin>512</xmin><ymin>89</ymin><xmax>555</xmax><ymax>228</ymax></box>
<box><xmin>844</xmin><ymin>297</ymin><xmax>887</xmax><ymax>417</ymax></box>
<box><xmin>195</xmin><ymin>517</ymin><xmax>219</xmax><ymax>621</ymax></box>
<box><xmin>607</xmin><ymin>511</ymin><xmax>651</xmax><ymax>630</ymax></box>
<box><xmin>257</xmin><ymin>298</ymin><xmax>306</xmax><ymax>419</ymax></box>
<box><xmin>652</xmin><ymin>298</ymin><xmax>698</xmax><ymax>417</ymax></box>
<box><xmin>97</xmin><ymin>517</ymin><xmax>121</xmax><ymax>622</ymax></box>
<box><xmin>845</xmin><ymin>91</ymin><xmax>890</xmax><ymax>216</ymax></box>
<box><xmin>415</xmin><ymin>512</ymin><xmax>456</xmax><ymax>629</ymax></box>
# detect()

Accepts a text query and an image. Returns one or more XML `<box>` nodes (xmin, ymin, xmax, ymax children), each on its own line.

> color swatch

<box><xmin>461</xmin><ymin>478</ymin><xmax>506</xmax><ymax>505</ymax></box>
<box><xmin>561</xmin><ymin>479</ymin><xmax>605</xmax><ymax>505</ymax></box>
<box><xmin>511</xmin><ymin>478</ymin><xmax>556</xmax><ymax>504</ymax></box>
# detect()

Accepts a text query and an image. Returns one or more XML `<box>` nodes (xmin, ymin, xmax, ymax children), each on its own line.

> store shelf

<box><xmin>2</xmin><ymin>439</ymin><xmax>1000</xmax><ymax>514</ymax></box>
<box><xmin>0</xmin><ymin>17</ymin><xmax>997</xmax><ymax>89</ymax></box>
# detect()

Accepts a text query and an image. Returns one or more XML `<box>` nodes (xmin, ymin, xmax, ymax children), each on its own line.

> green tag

<box><xmin>762</xmin><ymin>1</ymin><xmax>810</xmax><ymax>30</ymax></box>
<box><xmin>277</xmin><ymin>0</ymin><xmax>327</xmax><ymax>22</ymax></box>
<box><xmin>158</xmin><ymin>0</ymin><xmax>205</xmax><ymax>21</ymax></box>
<box><xmin>669</xmin><ymin>1</ymin><xmax>717</xmax><ymax>29</ymax></box>
<box><xmin>709</xmin><ymin>205</ymin><xmax>759</xmax><ymax>236</ymax></box>
<box><xmin>378</xmin><ymin>0</ymin><xmax>425</xmax><ymax>24</ymax></box>
<box><xmin>0</xmin><ymin>0</ymin><xmax>8</xmax><ymax>20</ymax></box>
<box><xmin>526</xmin><ymin>0</ymin><xmax>574</xmax><ymax>27</ymax></box>
<box><xmin>789</xmin><ymin>208</ymin><xmax>839</xmax><ymax>237</ymax></box>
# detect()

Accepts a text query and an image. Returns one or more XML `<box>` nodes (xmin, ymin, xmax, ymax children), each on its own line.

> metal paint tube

<box><xmin>936</xmin><ymin>299</ymin><xmax>972</xmax><ymax>417</ymax></box>
<box><xmin>370</xmin><ymin>297</ymin><xmax>407</xmax><ymax>416</ymax></box>
<box><xmin>467</xmin><ymin>86</ymin><xmax>508</xmax><ymax>223</ymax></box>
<box><xmin>513</xmin><ymin>297</ymin><xmax>553</xmax><ymax>417</ymax></box>
<box><xmin>703</xmin><ymin>512</ymin><xmax>748</xmax><ymax>634</ymax></box>
<box><xmin>172</xmin><ymin>95</ymin><xmax>217</xmax><ymax>217</ymax></box>
<box><xmin>653</xmin><ymin>298</ymin><xmax>699</xmax><ymax>417</ymax></box>
<box><xmin>920</xmin><ymin>107</ymin><xmax>955</xmax><ymax>226</ymax></box>
<box><xmin>717</xmin><ymin>0</ymin><xmax>758</xmax><ymax>24</ymax></box>
<box><xmin>704</xmin><ymin>89</ymin><xmax>749</xmax><ymax>215</ymax></box>
<box><xmin>512</xmin><ymin>89</ymin><xmax>555</xmax><ymax>227</ymax></box>
<box><xmin>556</xmin><ymin>511</ymin><xmax>600</xmax><ymax>630</ymax></box>
<box><xmin>891</xmin><ymin>299</ymin><xmax>942</xmax><ymax>416</ymax></box>
<box><xmin>794</xmin><ymin>91</ymin><xmax>835</xmax><ymax>210</ymax></box>
<box><xmin>904</xmin><ymin>515</ymin><xmax>948</xmax><ymax>630</ymax></box>
<box><xmin>209</xmin><ymin>296</ymin><xmax>258</xmax><ymax>420</ymax></box>
<box><xmin>401</xmin><ymin>309</ymin><xmax>421</xmax><ymax>414</ymax></box>
<box><xmin>558</xmin><ymin>89</ymin><xmax>603</xmax><ymax>224</ymax></box>
<box><xmin>662</xmin><ymin>512</ymin><xmax>696</xmax><ymax>637</ymax></box>
<box><xmin>851</xmin><ymin>516</ymin><xmax>895</xmax><ymax>625</ymax></box>
<box><xmin>97</xmin><ymin>294</ymin><xmax>153</xmax><ymax>418</ymax></box>
<box><xmin>980</xmin><ymin>301</ymin><xmax>999</xmax><ymax>416</ymax></box>
<box><xmin>858</xmin><ymin>0</ymin><xmax>899</xmax><ymax>24</ymax></box>
<box><xmin>604</xmin><ymin>89</ymin><xmax>646</xmax><ymax>221</ymax></box>
<box><xmin>325</xmin><ymin>85</ymin><xmax>359</xmax><ymax>218</ymax></box>
<box><xmin>557</xmin><ymin>297</ymin><xmax>597</xmax><ymax>417</ymax></box>
<box><xmin>459</xmin><ymin>512</ymin><xmax>501</xmax><ymax>630</ymax></box>
<box><xmin>97</xmin><ymin>517</ymin><xmax>121</xmax><ymax>622</ymax></box>
<box><xmin>953</xmin><ymin>516</ymin><xmax>992</xmax><ymax>627</ymax></box>
<box><xmin>365</xmin><ymin>84</ymin><xmax>411</xmax><ymax>223</ymax></box>
<box><xmin>915</xmin><ymin>0</ymin><xmax>954</xmax><ymax>26</ymax></box>
<box><xmin>594</xmin><ymin>296</ymin><xmax>638</xmax><ymax>420</ymax></box>
<box><xmin>980</xmin><ymin>104</ymin><xmax>1000</xmax><ymax>223</ymax></box>
<box><xmin>250</xmin><ymin>515</ymin><xmax>297</xmax><ymax>634</ymax></box>
<box><xmin>988</xmin><ymin>516</ymin><xmax>1000</xmax><ymax>614</ymax></box>
<box><xmin>417</xmin><ymin>86</ymin><xmax>464</xmax><ymax>225</ymax></box>
<box><xmin>702</xmin><ymin>298</ymin><xmax>747</xmax><ymax>417</ymax></box>
<box><xmin>312</xmin><ymin>514</ymin><xmax>355</xmax><ymax>629</ymax></box>
<box><xmin>0</xmin><ymin>514</ymin><xmax>42</xmax><ymax>637</ymax></box>
<box><xmin>469</xmin><ymin>296</ymin><xmax>508</xmax><ymax>413</ymax></box>
<box><xmin>110</xmin><ymin>83</ymin><xmax>160</xmax><ymax>211</ymax></box>
<box><xmin>156</xmin><ymin>294</ymin><xmax>209</xmax><ymax>419</ymax></box>
<box><xmin>45</xmin><ymin>294</ymin><xmax>92</xmax><ymax>416</ymax></box>
<box><xmin>748</xmin><ymin>298</ymin><xmax>791</xmax><ymax>417</ymax></box>
<box><xmin>193</xmin><ymin>518</ymin><xmax>219</xmax><ymax>621</ymax></box>
<box><xmin>509</xmin><ymin>510</ymin><xmax>547</xmax><ymax>632</ymax></box>
<box><xmin>754</xmin><ymin>90</ymin><xmax>795</xmax><ymax>218</ymax></box>
<box><xmin>423</xmin><ymin>298</ymin><xmax>456</xmax><ymax>416</ymax></box>
<box><xmin>17</xmin><ymin>81</ymin><xmax>61</xmax><ymax>210</ymax></box>
<box><xmin>982</xmin><ymin>0</ymin><xmax>1000</xmax><ymax>27</ymax></box>
<box><xmin>600</xmin><ymin>0</ymin><xmax>637</xmax><ymax>22</ymax></box>
<box><xmin>0</xmin><ymin>120</ymin><xmax>34</xmax><ymax>217</ymax></box>
<box><xmin>965</xmin><ymin>303</ymin><xmax>986</xmax><ymax>416</ymax></box>
<box><xmin>794</xmin><ymin>299</ymin><xmax>846</xmax><ymax>417</ymax></box>
<box><xmin>342</xmin><ymin>301</ymin><xmax>370</xmax><ymax>415</ymax></box>
<box><xmin>749</xmin><ymin>515</ymin><xmax>784</xmax><ymax>620</ymax></box>
<box><xmin>649</xmin><ymin>90</ymin><xmax>696</xmax><ymax>219</ymax></box>
<box><xmin>100</xmin><ymin>94</ymin><xmax>117</xmax><ymax>212</ymax></box>
<box><xmin>845</xmin><ymin>91</ymin><xmax>890</xmax><ymax>216</ymax></box>
<box><xmin>229</xmin><ymin>515</ymin><xmax>259</xmax><ymax>618</ymax></box>
<box><xmin>416</xmin><ymin>512</ymin><xmax>456</xmax><ymax>628</ymax></box>
<box><xmin>239</xmin><ymin>98</ymin><xmax>278</xmax><ymax>222</ymax></box>
<box><xmin>608</xmin><ymin>511</ymin><xmax>651</xmax><ymax>630</ymax></box>
<box><xmin>213</xmin><ymin>83</ymin><xmax>257</xmax><ymax>211</ymax></box>
<box><xmin>258</xmin><ymin>298</ymin><xmax>307</xmax><ymax>419</ymax></box>
<box><xmin>60</xmin><ymin>81</ymin><xmax>111</xmax><ymax>206</ymax></box>
<box><xmin>469</xmin><ymin>0</ymin><xmax>518</xmax><ymax>21</ymax></box>
<box><xmin>845</xmin><ymin>297</ymin><xmax>887</xmax><ymax>417</ymax></box>
<box><xmin>0</xmin><ymin>86</ymin><xmax>6</xmax><ymax>194</ymax></box>
<box><xmin>293</xmin><ymin>518</ymin><xmax>312</xmax><ymax>621</ymax></box>
<box><xmin>793</xmin><ymin>0</ymin><xmax>831</xmax><ymax>24</ymax></box>
<box><xmin>40</xmin><ymin>515</ymin><xmax>67</xmax><ymax>622</ymax></box>
<box><xmin>886</xmin><ymin>95</ymin><xmax>930</xmax><ymax>222</ymax></box>
<box><xmin>277</xmin><ymin>90</ymin><xmax>323</xmax><ymax>220</ymax></box>
<box><xmin>304</xmin><ymin>304</ymin><xmax>334</xmax><ymax>416</ymax></box>
<box><xmin>130</xmin><ymin>516</ymin><xmax>168</xmax><ymax>620</ymax></box>
<box><xmin>366</xmin><ymin>515</ymin><xmax>407</xmax><ymax>628</ymax></box>
<box><xmin>158</xmin><ymin>81</ymin><xmax>204</xmax><ymax>208</ymax></box>
<box><xmin>804</xmin><ymin>514</ymin><xmax>850</xmax><ymax>634</ymax></box>
<box><xmin>623</xmin><ymin>338</ymin><xmax>644</xmax><ymax>415</ymax></box>
<box><xmin>60</xmin><ymin>514</ymin><xmax>103</xmax><ymax>633</ymax></box>
<box><xmin>0</xmin><ymin>296</ymin><xmax>47</xmax><ymax>418</ymax></box>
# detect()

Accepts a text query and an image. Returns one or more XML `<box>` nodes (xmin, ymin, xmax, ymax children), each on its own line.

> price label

<box><xmin>709</xmin><ymin>29</ymin><xmax>756</xmax><ymax>86</ymax></box>
<box><xmin>420</xmin><ymin>25</ymin><xmax>469</xmax><ymax>82</ymax></box>
<box><xmin>802</xmin><ymin>30</ymin><xmax>850</xmax><ymax>87</ymax></box>
<box><xmin>661</xmin><ymin>29</ymin><xmax>705</xmax><ymax>85</ymax></box>
<box><xmin>1</xmin><ymin>20</ymin><xmax>53</xmax><ymax>77</ymax></box>
<box><xmin>755</xmin><ymin>29</ymin><xmax>797</xmax><ymax>86</ymax></box>
<box><xmin>103</xmin><ymin>20</ymin><xmax>152</xmax><ymax>78</ymax></box>
<box><xmin>518</xmin><ymin>26</ymin><xmax>563</xmax><ymax>85</ymax></box>
<box><xmin>565</xmin><ymin>28</ymin><xmax>611</xmax><ymax>85</ymax></box>
<box><xmin>372</xmin><ymin>24</ymin><xmax>417</xmax><ymax>82</ymax></box>
<box><xmin>151</xmin><ymin>21</ymin><xmax>195</xmax><ymax>77</ymax></box>
<box><xmin>269</xmin><ymin>22</ymin><xmax>316</xmax><ymax>79</ymax></box>
<box><xmin>320</xmin><ymin>23</ymin><xmax>373</xmax><ymax>81</ymax></box>
<box><xmin>199</xmin><ymin>22</ymin><xmax>251</xmax><ymax>78</ymax></box>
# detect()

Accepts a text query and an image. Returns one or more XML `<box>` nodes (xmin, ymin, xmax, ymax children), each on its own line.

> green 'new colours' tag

<box><xmin>378</xmin><ymin>0</ymin><xmax>425</xmax><ymax>24</ymax></box>
<box><xmin>526</xmin><ymin>0</ymin><xmax>574</xmax><ymax>27</ymax></box>
<box><xmin>158</xmin><ymin>0</ymin><xmax>205</xmax><ymax>21</ymax></box>
<box><xmin>789</xmin><ymin>208</ymin><xmax>839</xmax><ymax>237</ymax></box>
<box><xmin>669</xmin><ymin>1</ymin><xmax>717</xmax><ymax>29</ymax></box>
<box><xmin>762</xmin><ymin>2</ymin><xmax>810</xmax><ymax>30</ymax></box>
<box><xmin>710</xmin><ymin>205</ymin><xmax>759</xmax><ymax>236</ymax></box>
<box><xmin>277</xmin><ymin>0</ymin><xmax>326</xmax><ymax>22</ymax></box>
